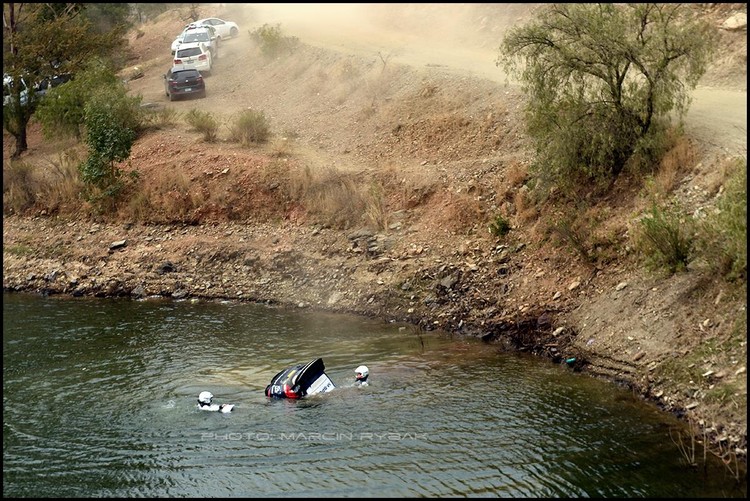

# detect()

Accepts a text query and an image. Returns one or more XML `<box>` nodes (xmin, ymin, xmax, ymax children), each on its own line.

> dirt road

<box><xmin>243</xmin><ymin>3</ymin><xmax>747</xmax><ymax>157</ymax></box>
<box><xmin>134</xmin><ymin>4</ymin><xmax>746</xmax><ymax>162</ymax></box>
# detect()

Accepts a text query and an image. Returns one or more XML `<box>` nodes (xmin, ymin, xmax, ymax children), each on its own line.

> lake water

<box><xmin>3</xmin><ymin>292</ymin><xmax>745</xmax><ymax>497</ymax></box>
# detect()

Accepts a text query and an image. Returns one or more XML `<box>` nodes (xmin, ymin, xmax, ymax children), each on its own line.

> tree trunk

<box><xmin>11</xmin><ymin>127</ymin><xmax>28</xmax><ymax>159</ymax></box>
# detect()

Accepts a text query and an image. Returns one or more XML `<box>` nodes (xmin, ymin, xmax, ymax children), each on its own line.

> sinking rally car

<box><xmin>265</xmin><ymin>358</ymin><xmax>336</xmax><ymax>399</ymax></box>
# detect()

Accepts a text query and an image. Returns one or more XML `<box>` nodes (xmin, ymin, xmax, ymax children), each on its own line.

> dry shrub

<box><xmin>185</xmin><ymin>108</ymin><xmax>219</xmax><ymax>142</ymax></box>
<box><xmin>287</xmin><ymin>57</ymin><xmax>313</xmax><ymax>81</ymax></box>
<box><xmin>441</xmin><ymin>191</ymin><xmax>485</xmax><ymax>234</ymax></box>
<box><xmin>375</xmin><ymin>162</ymin><xmax>437</xmax><ymax>210</ymax></box>
<box><xmin>551</xmin><ymin>212</ymin><xmax>595</xmax><ymax>264</ymax></box>
<box><xmin>305</xmin><ymin>70</ymin><xmax>328</xmax><ymax>97</ymax></box>
<box><xmin>333</xmin><ymin>58</ymin><xmax>361</xmax><ymax>81</ymax></box>
<box><xmin>505</xmin><ymin>160</ymin><xmax>529</xmax><ymax>188</ymax></box>
<box><xmin>134</xmin><ymin>166</ymin><xmax>206</xmax><ymax>222</ymax></box>
<box><xmin>258</xmin><ymin>161</ymin><xmax>369</xmax><ymax>229</ymax></box>
<box><xmin>267</xmin><ymin>135</ymin><xmax>294</xmax><ymax>158</ymax></box>
<box><xmin>419</xmin><ymin>83</ymin><xmax>438</xmax><ymax>98</ymax></box>
<box><xmin>123</xmin><ymin>190</ymin><xmax>153</xmax><ymax>222</ymax></box>
<box><xmin>362</xmin><ymin>65</ymin><xmax>395</xmax><ymax>109</ymax></box>
<box><xmin>3</xmin><ymin>147</ymin><xmax>86</xmax><ymax>216</ymax></box>
<box><xmin>655</xmin><ymin>135</ymin><xmax>696</xmax><ymax>194</ymax></box>
<box><xmin>229</xmin><ymin>109</ymin><xmax>271</xmax><ymax>146</ymax></box>
<box><xmin>303</xmin><ymin>166</ymin><xmax>368</xmax><ymax>229</ymax></box>
<box><xmin>514</xmin><ymin>187</ymin><xmax>537</xmax><ymax>224</ymax></box>
<box><xmin>312</xmin><ymin>62</ymin><xmax>363</xmax><ymax>106</ymax></box>
<box><xmin>634</xmin><ymin>201</ymin><xmax>694</xmax><ymax>274</ymax></box>
<box><xmin>330</xmin><ymin>73</ymin><xmax>364</xmax><ymax>106</ymax></box>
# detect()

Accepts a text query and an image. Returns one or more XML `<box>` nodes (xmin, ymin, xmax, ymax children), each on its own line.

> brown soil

<box><xmin>3</xmin><ymin>3</ymin><xmax>747</xmax><ymax>470</ymax></box>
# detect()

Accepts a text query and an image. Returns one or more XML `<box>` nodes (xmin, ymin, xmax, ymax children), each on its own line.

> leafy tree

<box><xmin>497</xmin><ymin>4</ymin><xmax>718</xmax><ymax>193</ymax></box>
<box><xmin>2</xmin><ymin>2</ymin><xmax>126</xmax><ymax>157</ymax></box>
<box><xmin>35</xmin><ymin>58</ymin><xmax>123</xmax><ymax>141</ymax></box>
<box><xmin>79</xmin><ymin>83</ymin><xmax>142</xmax><ymax>208</ymax></box>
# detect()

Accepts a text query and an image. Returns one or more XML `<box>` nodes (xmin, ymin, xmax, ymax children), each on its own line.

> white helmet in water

<box><xmin>355</xmin><ymin>365</ymin><xmax>369</xmax><ymax>381</ymax></box>
<box><xmin>198</xmin><ymin>391</ymin><xmax>214</xmax><ymax>404</ymax></box>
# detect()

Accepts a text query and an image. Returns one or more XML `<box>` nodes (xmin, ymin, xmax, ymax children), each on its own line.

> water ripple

<box><xmin>3</xmin><ymin>294</ymin><xmax>744</xmax><ymax>498</ymax></box>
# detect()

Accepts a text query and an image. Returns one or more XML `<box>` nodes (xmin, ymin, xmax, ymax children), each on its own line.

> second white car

<box><xmin>193</xmin><ymin>18</ymin><xmax>239</xmax><ymax>40</ymax></box>
<box><xmin>173</xmin><ymin>42</ymin><xmax>213</xmax><ymax>76</ymax></box>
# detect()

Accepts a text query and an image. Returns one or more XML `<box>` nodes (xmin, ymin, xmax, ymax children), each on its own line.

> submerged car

<box><xmin>173</xmin><ymin>42</ymin><xmax>213</xmax><ymax>76</ymax></box>
<box><xmin>164</xmin><ymin>68</ymin><xmax>206</xmax><ymax>101</ymax></box>
<box><xmin>265</xmin><ymin>358</ymin><xmax>336</xmax><ymax>399</ymax></box>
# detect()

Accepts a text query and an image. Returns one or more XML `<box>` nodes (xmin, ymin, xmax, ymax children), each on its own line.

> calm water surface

<box><xmin>3</xmin><ymin>292</ymin><xmax>744</xmax><ymax>497</ymax></box>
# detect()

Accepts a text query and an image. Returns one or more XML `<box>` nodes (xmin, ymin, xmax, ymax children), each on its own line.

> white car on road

<box><xmin>193</xmin><ymin>18</ymin><xmax>239</xmax><ymax>40</ymax></box>
<box><xmin>172</xmin><ymin>26</ymin><xmax>219</xmax><ymax>59</ymax></box>
<box><xmin>173</xmin><ymin>42</ymin><xmax>213</xmax><ymax>76</ymax></box>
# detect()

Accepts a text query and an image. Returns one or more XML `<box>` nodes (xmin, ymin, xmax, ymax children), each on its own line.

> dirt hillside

<box><xmin>3</xmin><ymin>3</ymin><xmax>747</xmax><ymax>470</ymax></box>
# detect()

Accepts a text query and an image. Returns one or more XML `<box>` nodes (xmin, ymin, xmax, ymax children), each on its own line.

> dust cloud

<box><xmin>223</xmin><ymin>3</ymin><xmax>536</xmax><ymax>82</ymax></box>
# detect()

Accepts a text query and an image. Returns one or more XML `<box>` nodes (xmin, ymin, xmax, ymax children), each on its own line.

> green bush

<box><xmin>142</xmin><ymin>105</ymin><xmax>180</xmax><ymax>129</ymax></box>
<box><xmin>184</xmin><ymin>108</ymin><xmax>219</xmax><ymax>142</ymax></box>
<box><xmin>228</xmin><ymin>109</ymin><xmax>270</xmax><ymax>145</ymax></box>
<box><xmin>78</xmin><ymin>86</ymin><xmax>141</xmax><ymax>211</ymax></box>
<box><xmin>636</xmin><ymin>201</ymin><xmax>694</xmax><ymax>274</ymax></box>
<box><xmin>696</xmin><ymin>159</ymin><xmax>746</xmax><ymax>281</ymax></box>
<box><xmin>249</xmin><ymin>23</ymin><xmax>299</xmax><ymax>58</ymax></box>
<box><xmin>488</xmin><ymin>214</ymin><xmax>511</xmax><ymax>238</ymax></box>
<box><xmin>35</xmin><ymin>58</ymin><xmax>126</xmax><ymax>141</ymax></box>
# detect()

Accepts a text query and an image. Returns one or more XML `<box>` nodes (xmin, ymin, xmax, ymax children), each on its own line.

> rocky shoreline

<box><xmin>3</xmin><ymin>213</ymin><xmax>746</xmax><ymax>472</ymax></box>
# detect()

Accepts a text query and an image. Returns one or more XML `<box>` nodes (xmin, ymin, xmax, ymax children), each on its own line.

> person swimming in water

<box><xmin>197</xmin><ymin>391</ymin><xmax>234</xmax><ymax>412</ymax></box>
<box><xmin>354</xmin><ymin>365</ymin><xmax>369</xmax><ymax>387</ymax></box>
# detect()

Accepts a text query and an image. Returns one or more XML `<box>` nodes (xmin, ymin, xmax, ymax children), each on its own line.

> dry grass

<box><xmin>514</xmin><ymin>187</ymin><xmax>538</xmax><ymax>224</ymax></box>
<box><xmin>257</xmin><ymin>161</ymin><xmax>371</xmax><ymax>229</ymax></box>
<box><xmin>363</xmin><ymin>181</ymin><xmax>389</xmax><ymax>230</ymax></box>
<box><xmin>654</xmin><ymin>135</ymin><xmax>696</xmax><ymax>195</ymax></box>
<box><xmin>375</xmin><ymin>162</ymin><xmax>438</xmax><ymax>210</ymax></box>
<box><xmin>441</xmin><ymin>191</ymin><xmax>486</xmax><ymax>235</ymax></box>
<box><xmin>124</xmin><ymin>166</ymin><xmax>205</xmax><ymax>222</ymax></box>
<box><xmin>505</xmin><ymin>160</ymin><xmax>529</xmax><ymax>188</ymax></box>
<box><xmin>3</xmin><ymin>146</ymin><xmax>86</xmax><ymax>216</ymax></box>
<box><xmin>142</xmin><ymin>105</ymin><xmax>181</xmax><ymax>129</ymax></box>
<box><xmin>301</xmin><ymin>166</ymin><xmax>368</xmax><ymax>229</ymax></box>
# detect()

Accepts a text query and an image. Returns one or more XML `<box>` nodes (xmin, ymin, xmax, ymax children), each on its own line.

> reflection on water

<box><xmin>3</xmin><ymin>293</ymin><xmax>745</xmax><ymax>497</ymax></box>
